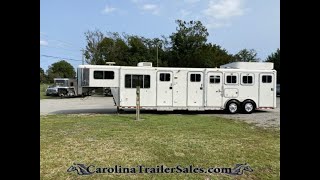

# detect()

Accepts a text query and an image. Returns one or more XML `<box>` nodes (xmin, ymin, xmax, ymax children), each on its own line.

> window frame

<box><xmin>93</xmin><ymin>70</ymin><xmax>115</xmax><ymax>80</ymax></box>
<box><xmin>209</xmin><ymin>75</ymin><xmax>221</xmax><ymax>84</ymax></box>
<box><xmin>190</xmin><ymin>73</ymin><xmax>201</xmax><ymax>82</ymax></box>
<box><xmin>241</xmin><ymin>73</ymin><xmax>254</xmax><ymax>85</ymax></box>
<box><xmin>93</xmin><ymin>71</ymin><xmax>104</xmax><ymax>79</ymax></box>
<box><xmin>159</xmin><ymin>73</ymin><xmax>171</xmax><ymax>82</ymax></box>
<box><xmin>124</xmin><ymin>74</ymin><xmax>151</xmax><ymax>89</ymax></box>
<box><xmin>262</xmin><ymin>75</ymin><xmax>272</xmax><ymax>83</ymax></box>
<box><xmin>103</xmin><ymin>71</ymin><xmax>115</xmax><ymax>79</ymax></box>
<box><xmin>225</xmin><ymin>73</ymin><xmax>238</xmax><ymax>85</ymax></box>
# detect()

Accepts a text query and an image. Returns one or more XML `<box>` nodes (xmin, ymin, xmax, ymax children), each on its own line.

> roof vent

<box><xmin>137</xmin><ymin>62</ymin><xmax>153</xmax><ymax>67</ymax></box>
<box><xmin>106</xmin><ymin>62</ymin><xmax>116</xmax><ymax>66</ymax></box>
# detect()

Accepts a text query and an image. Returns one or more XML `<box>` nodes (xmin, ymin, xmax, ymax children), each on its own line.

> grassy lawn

<box><xmin>40</xmin><ymin>84</ymin><xmax>50</xmax><ymax>99</ymax></box>
<box><xmin>40</xmin><ymin>114</ymin><xmax>280</xmax><ymax>179</ymax></box>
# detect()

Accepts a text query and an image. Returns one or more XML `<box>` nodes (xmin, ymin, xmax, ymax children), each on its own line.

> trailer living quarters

<box><xmin>77</xmin><ymin>62</ymin><xmax>276</xmax><ymax>114</ymax></box>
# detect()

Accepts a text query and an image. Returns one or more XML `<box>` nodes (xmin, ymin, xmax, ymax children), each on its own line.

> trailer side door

<box><xmin>157</xmin><ymin>71</ymin><xmax>173</xmax><ymax>106</ymax></box>
<box><xmin>187</xmin><ymin>72</ymin><xmax>204</xmax><ymax>107</ymax></box>
<box><xmin>206</xmin><ymin>72</ymin><xmax>223</xmax><ymax>107</ymax></box>
<box><xmin>259</xmin><ymin>73</ymin><xmax>275</xmax><ymax>107</ymax></box>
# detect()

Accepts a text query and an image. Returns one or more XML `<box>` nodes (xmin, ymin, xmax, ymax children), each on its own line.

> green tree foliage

<box><xmin>199</xmin><ymin>43</ymin><xmax>235</xmax><ymax>68</ymax></box>
<box><xmin>40</xmin><ymin>67</ymin><xmax>47</xmax><ymax>83</ymax></box>
<box><xmin>169</xmin><ymin>20</ymin><xmax>209</xmax><ymax>67</ymax></box>
<box><xmin>266</xmin><ymin>48</ymin><xmax>280</xmax><ymax>83</ymax></box>
<box><xmin>84</xmin><ymin>30</ymin><xmax>105</xmax><ymax>65</ymax></box>
<box><xmin>234</xmin><ymin>49</ymin><xmax>259</xmax><ymax>62</ymax></box>
<box><xmin>46</xmin><ymin>60</ymin><xmax>76</xmax><ymax>83</ymax></box>
<box><xmin>167</xmin><ymin>20</ymin><xmax>234</xmax><ymax>67</ymax></box>
<box><xmin>84</xmin><ymin>30</ymin><xmax>168</xmax><ymax>67</ymax></box>
<box><xmin>82</xmin><ymin>20</ymin><xmax>252</xmax><ymax>68</ymax></box>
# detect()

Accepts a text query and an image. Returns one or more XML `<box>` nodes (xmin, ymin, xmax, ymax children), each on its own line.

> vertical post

<box><xmin>156</xmin><ymin>43</ymin><xmax>158</xmax><ymax>67</ymax></box>
<box><xmin>136</xmin><ymin>86</ymin><xmax>140</xmax><ymax>120</ymax></box>
<box><xmin>81</xmin><ymin>49</ymin><xmax>84</xmax><ymax>65</ymax></box>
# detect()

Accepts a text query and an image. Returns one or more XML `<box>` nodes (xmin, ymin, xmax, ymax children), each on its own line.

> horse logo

<box><xmin>67</xmin><ymin>163</ymin><xmax>93</xmax><ymax>175</ymax></box>
<box><xmin>228</xmin><ymin>163</ymin><xmax>253</xmax><ymax>175</ymax></box>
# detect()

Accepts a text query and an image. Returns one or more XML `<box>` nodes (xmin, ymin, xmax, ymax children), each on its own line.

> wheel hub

<box><xmin>245</xmin><ymin>103</ymin><xmax>253</xmax><ymax>112</ymax></box>
<box><xmin>229</xmin><ymin>103</ymin><xmax>237</xmax><ymax>113</ymax></box>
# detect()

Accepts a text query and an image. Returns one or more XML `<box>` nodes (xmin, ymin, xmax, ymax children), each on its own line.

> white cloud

<box><xmin>202</xmin><ymin>0</ymin><xmax>246</xmax><ymax>29</ymax></box>
<box><xmin>184</xmin><ymin>0</ymin><xmax>200</xmax><ymax>4</ymax></box>
<box><xmin>142</xmin><ymin>4</ymin><xmax>157</xmax><ymax>10</ymax></box>
<box><xmin>180</xmin><ymin>9</ymin><xmax>191</xmax><ymax>18</ymax></box>
<box><xmin>131</xmin><ymin>0</ymin><xmax>143</xmax><ymax>3</ymax></box>
<box><xmin>102</xmin><ymin>5</ymin><xmax>116</xmax><ymax>14</ymax></box>
<box><xmin>40</xmin><ymin>40</ymin><xmax>48</xmax><ymax>46</ymax></box>
<box><xmin>203</xmin><ymin>0</ymin><xmax>244</xmax><ymax>19</ymax></box>
<box><xmin>141</xmin><ymin>4</ymin><xmax>160</xmax><ymax>15</ymax></box>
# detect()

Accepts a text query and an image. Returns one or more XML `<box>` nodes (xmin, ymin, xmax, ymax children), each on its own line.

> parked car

<box><xmin>45</xmin><ymin>78</ymin><xmax>77</xmax><ymax>97</ymax></box>
<box><xmin>276</xmin><ymin>84</ymin><xmax>280</xmax><ymax>96</ymax></box>
<box><xmin>45</xmin><ymin>85</ymin><xmax>59</xmax><ymax>96</ymax></box>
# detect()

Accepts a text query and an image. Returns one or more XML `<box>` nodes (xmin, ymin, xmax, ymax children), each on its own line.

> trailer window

<box><xmin>160</xmin><ymin>73</ymin><xmax>171</xmax><ymax>81</ymax></box>
<box><xmin>104</xmin><ymin>71</ymin><xmax>114</xmax><ymax>79</ymax></box>
<box><xmin>94</xmin><ymin>71</ymin><xmax>103</xmax><ymax>79</ymax></box>
<box><xmin>242</xmin><ymin>75</ymin><xmax>253</xmax><ymax>84</ymax></box>
<box><xmin>209</xmin><ymin>76</ymin><xmax>220</xmax><ymax>83</ymax></box>
<box><xmin>132</xmin><ymin>75</ymin><xmax>143</xmax><ymax>88</ymax></box>
<box><xmin>125</xmin><ymin>75</ymin><xmax>131</xmax><ymax>88</ymax></box>
<box><xmin>226</xmin><ymin>75</ymin><xmax>237</xmax><ymax>84</ymax></box>
<box><xmin>125</xmin><ymin>74</ymin><xmax>150</xmax><ymax>88</ymax></box>
<box><xmin>262</xmin><ymin>75</ymin><xmax>272</xmax><ymax>83</ymax></box>
<box><xmin>94</xmin><ymin>71</ymin><xmax>114</xmax><ymax>79</ymax></box>
<box><xmin>144</xmin><ymin>75</ymin><xmax>150</xmax><ymax>88</ymax></box>
<box><xmin>190</xmin><ymin>74</ymin><xmax>201</xmax><ymax>82</ymax></box>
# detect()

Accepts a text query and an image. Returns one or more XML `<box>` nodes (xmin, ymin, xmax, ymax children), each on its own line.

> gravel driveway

<box><xmin>40</xmin><ymin>96</ymin><xmax>280</xmax><ymax>128</ymax></box>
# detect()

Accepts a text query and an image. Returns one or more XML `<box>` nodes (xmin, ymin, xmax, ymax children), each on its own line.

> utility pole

<box><xmin>81</xmin><ymin>49</ymin><xmax>84</xmax><ymax>65</ymax></box>
<box><xmin>156</xmin><ymin>40</ymin><xmax>161</xmax><ymax>67</ymax></box>
<box><xmin>156</xmin><ymin>43</ymin><xmax>158</xmax><ymax>67</ymax></box>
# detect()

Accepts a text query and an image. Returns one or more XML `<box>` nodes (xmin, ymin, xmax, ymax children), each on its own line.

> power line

<box><xmin>40</xmin><ymin>54</ymin><xmax>82</xmax><ymax>62</ymax></box>
<box><xmin>41</xmin><ymin>45</ymin><xmax>81</xmax><ymax>54</ymax></box>
<box><xmin>40</xmin><ymin>33</ymin><xmax>83</xmax><ymax>50</ymax></box>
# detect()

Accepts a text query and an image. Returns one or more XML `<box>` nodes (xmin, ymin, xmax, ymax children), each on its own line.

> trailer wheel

<box><xmin>226</xmin><ymin>100</ymin><xmax>240</xmax><ymax>114</ymax></box>
<box><xmin>242</xmin><ymin>100</ymin><xmax>256</xmax><ymax>114</ymax></box>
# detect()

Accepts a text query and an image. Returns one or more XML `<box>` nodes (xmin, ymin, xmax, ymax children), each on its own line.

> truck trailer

<box><xmin>75</xmin><ymin>62</ymin><xmax>277</xmax><ymax>114</ymax></box>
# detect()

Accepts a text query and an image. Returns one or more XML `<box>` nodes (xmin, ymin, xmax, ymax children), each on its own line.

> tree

<box><xmin>234</xmin><ymin>49</ymin><xmax>259</xmax><ymax>62</ymax></box>
<box><xmin>199</xmin><ymin>43</ymin><xmax>235</xmax><ymax>68</ymax></box>
<box><xmin>40</xmin><ymin>67</ymin><xmax>47</xmax><ymax>83</ymax></box>
<box><xmin>266</xmin><ymin>48</ymin><xmax>280</xmax><ymax>83</ymax></box>
<box><xmin>46</xmin><ymin>60</ymin><xmax>76</xmax><ymax>82</ymax></box>
<box><xmin>169</xmin><ymin>20</ymin><xmax>209</xmax><ymax>67</ymax></box>
<box><xmin>84</xmin><ymin>30</ymin><xmax>105</xmax><ymax>65</ymax></box>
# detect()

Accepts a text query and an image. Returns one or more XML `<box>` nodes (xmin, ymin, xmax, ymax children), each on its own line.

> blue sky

<box><xmin>40</xmin><ymin>0</ymin><xmax>280</xmax><ymax>71</ymax></box>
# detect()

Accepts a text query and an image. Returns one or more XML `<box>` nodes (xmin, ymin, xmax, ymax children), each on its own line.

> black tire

<box><xmin>226</xmin><ymin>100</ymin><xmax>240</xmax><ymax>114</ymax></box>
<box><xmin>242</xmin><ymin>100</ymin><xmax>256</xmax><ymax>114</ymax></box>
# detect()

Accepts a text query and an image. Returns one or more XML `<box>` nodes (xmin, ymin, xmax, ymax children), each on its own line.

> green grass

<box><xmin>40</xmin><ymin>114</ymin><xmax>280</xmax><ymax>179</ymax></box>
<box><xmin>40</xmin><ymin>84</ymin><xmax>50</xmax><ymax>99</ymax></box>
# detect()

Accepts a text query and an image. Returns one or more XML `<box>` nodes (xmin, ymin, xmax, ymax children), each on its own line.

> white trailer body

<box><xmin>77</xmin><ymin>62</ymin><xmax>276</xmax><ymax>113</ymax></box>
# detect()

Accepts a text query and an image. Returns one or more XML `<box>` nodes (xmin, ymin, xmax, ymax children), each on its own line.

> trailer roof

<box><xmin>79</xmin><ymin>62</ymin><xmax>275</xmax><ymax>72</ymax></box>
<box><xmin>220</xmin><ymin>62</ymin><xmax>274</xmax><ymax>70</ymax></box>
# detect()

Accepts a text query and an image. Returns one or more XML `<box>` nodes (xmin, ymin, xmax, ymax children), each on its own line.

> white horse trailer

<box><xmin>76</xmin><ymin>62</ymin><xmax>276</xmax><ymax>114</ymax></box>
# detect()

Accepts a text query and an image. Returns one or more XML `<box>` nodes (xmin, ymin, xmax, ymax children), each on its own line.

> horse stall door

<box><xmin>156</xmin><ymin>71</ymin><xmax>173</xmax><ymax>106</ymax></box>
<box><xmin>206</xmin><ymin>72</ymin><xmax>223</xmax><ymax>107</ymax></box>
<box><xmin>187</xmin><ymin>72</ymin><xmax>204</xmax><ymax>106</ymax></box>
<box><xmin>259</xmin><ymin>73</ymin><xmax>275</xmax><ymax>107</ymax></box>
